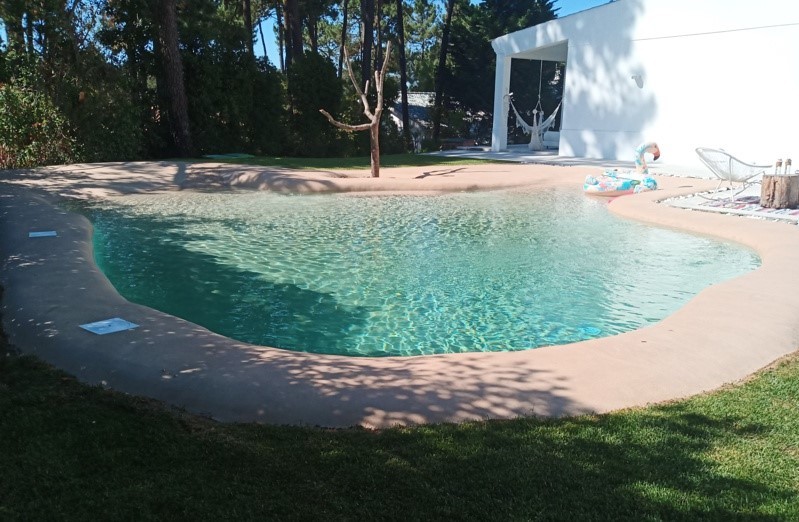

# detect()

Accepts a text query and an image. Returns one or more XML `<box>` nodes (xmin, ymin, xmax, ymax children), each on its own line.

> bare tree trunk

<box><xmin>370</xmin><ymin>116</ymin><xmax>381</xmax><ymax>175</ymax></box>
<box><xmin>760</xmin><ymin>174</ymin><xmax>799</xmax><ymax>208</ymax></box>
<box><xmin>156</xmin><ymin>0</ymin><xmax>192</xmax><ymax>157</ymax></box>
<box><xmin>395</xmin><ymin>0</ymin><xmax>412</xmax><ymax>151</ymax></box>
<box><xmin>243</xmin><ymin>0</ymin><xmax>254</xmax><ymax>55</ymax></box>
<box><xmin>432</xmin><ymin>0</ymin><xmax>455</xmax><ymax>144</ymax></box>
<box><xmin>338</xmin><ymin>0</ymin><xmax>349</xmax><ymax>78</ymax></box>
<box><xmin>320</xmin><ymin>42</ymin><xmax>392</xmax><ymax>178</ymax></box>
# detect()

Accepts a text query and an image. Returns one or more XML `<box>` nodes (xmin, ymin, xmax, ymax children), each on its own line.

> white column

<box><xmin>491</xmin><ymin>54</ymin><xmax>512</xmax><ymax>152</ymax></box>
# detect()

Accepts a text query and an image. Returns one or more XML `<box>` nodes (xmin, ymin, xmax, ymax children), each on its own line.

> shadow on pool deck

<box><xmin>1</xmin><ymin>161</ymin><xmax>355</xmax><ymax>198</ymax></box>
<box><xmin>0</xmin><ymin>181</ymin><xmax>587</xmax><ymax>427</ymax></box>
<box><xmin>1</xmin><ymin>161</ymin><xmax>798</xmax><ymax>428</ymax></box>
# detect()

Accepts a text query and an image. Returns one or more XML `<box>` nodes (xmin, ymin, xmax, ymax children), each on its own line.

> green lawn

<box><xmin>1</xmin><ymin>326</ymin><xmax>797</xmax><ymax>520</ymax></box>
<box><xmin>195</xmin><ymin>152</ymin><xmax>499</xmax><ymax>170</ymax></box>
<box><xmin>5</xmin><ymin>111</ymin><xmax>793</xmax><ymax>522</ymax></box>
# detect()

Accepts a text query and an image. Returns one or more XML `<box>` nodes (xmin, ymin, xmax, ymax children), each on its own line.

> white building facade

<box><xmin>490</xmin><ymin>0</ymin><xmax>799</xmax><ymax>171</ymax></box>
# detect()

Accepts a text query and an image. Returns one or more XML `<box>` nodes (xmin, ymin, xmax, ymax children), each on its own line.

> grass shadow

<box><xmin>1</xmin><ymin>346</ymin><xmax>797</xmax><ymax>520</ymax></box>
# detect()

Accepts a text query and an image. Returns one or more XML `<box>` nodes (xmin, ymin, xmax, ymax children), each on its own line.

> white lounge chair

<box><xmin>695</xmin><ymin>147</ymin><xmax>770</xmax><ymax>201</ymax></box>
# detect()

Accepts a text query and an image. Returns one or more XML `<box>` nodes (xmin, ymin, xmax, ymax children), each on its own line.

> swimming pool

<box><xmin>77</xmin><ymin>188</ymin><xmax>759</xmax><ymax>357</ymax></box>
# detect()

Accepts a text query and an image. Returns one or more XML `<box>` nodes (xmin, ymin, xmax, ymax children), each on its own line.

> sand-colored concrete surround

<box><xmin>1</xmin><ymin>162</ymin><xmax>798</xmax><ymax>428</ymax></box>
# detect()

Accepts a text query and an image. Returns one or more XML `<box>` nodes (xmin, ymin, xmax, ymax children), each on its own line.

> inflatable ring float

<box><xmin>583</xmin><ymin>169</ymin><xmax>657</xmax><ymax>197</ymax></box>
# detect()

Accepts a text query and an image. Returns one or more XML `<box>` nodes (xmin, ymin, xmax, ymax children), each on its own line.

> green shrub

<box><xmin>70</xmin><ymin>81</ymin><xmax>144</xmax><ymax>163</ymax></box>
<box><xmin>0</xmin><ymin>76</ymin><xmax>80</xmax><ymax>169</ymax></box>
<box><xmin>250</xmin><ymin>60</ymin><xmax>285</xmax><ymax>156</ymax></box>
<box><xmin>285</xmin><ymin>52</ymin><xmax>343</xmax><ymax>157</ymax></box>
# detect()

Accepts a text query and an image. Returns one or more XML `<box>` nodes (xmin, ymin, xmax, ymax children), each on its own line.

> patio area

<box><xmin>667</xmin><ymin>186</ymin><xmax>799</xmax><ymax>225</ymax></box>
<box><xmin>430</xmin><ymin>147</ymin><xmax>799</xmax><ymax>224</ymax></box>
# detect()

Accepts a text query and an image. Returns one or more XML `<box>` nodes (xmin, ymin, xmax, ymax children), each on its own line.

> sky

<box><xmin>552</xmin><ymin>0</ymin><xmax>612</xmax><ymax>17</ymax></box>
<box><xmin>254</xmin><ymin>0</ymin><xmax>611</xmax><ymax>65</ymax></box>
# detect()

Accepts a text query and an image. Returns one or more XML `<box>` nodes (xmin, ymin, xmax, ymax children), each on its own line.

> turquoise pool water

<box><xmin>78</xmin><ymin>189</ymin><xmax>759</xmax><ymax>357</ymax></box>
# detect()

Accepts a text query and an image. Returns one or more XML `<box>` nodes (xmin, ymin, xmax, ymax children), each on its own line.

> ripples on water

<box><xmin>75</xmin><ymin>189</ymin><xmax>760</xmax><ymax>356</ymax></box>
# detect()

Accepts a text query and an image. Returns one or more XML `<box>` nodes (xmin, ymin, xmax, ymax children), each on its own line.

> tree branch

<box><xmin>319</xmin><ymin>109</ymin><xmax>372</xmax><ymax>132</ymax></box>
<box><xmin>375</xmin><ymin>41</ymin><xmax>392</xmax><ymax>113</ymax></box>
<box><xmin>320</xmin><ymin>42</ymin><xmax>392</xmax><ymax>179</ymax></box>
<box><xmin>341</xmin><ymin>44</ymin><xmax>374</xmax><ymax>120</ymax></box>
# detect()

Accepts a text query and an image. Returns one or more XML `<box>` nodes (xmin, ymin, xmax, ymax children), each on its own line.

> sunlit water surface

<box><xmin>75</xmin><ymin>189</ymin><xmax>759</xmax><ymax>356</ymax></box>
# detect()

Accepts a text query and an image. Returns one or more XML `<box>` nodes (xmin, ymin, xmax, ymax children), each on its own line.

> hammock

<box><xmin>509</xmin><ymin>97</ymin><xmax>561</xmax><ymax>151</ymax></box>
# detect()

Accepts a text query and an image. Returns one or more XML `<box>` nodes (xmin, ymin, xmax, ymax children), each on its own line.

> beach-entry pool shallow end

<box><xmin>74</xmin><ymin>189</ymin><xmax>759</xmax><ymax>357</ymax></box>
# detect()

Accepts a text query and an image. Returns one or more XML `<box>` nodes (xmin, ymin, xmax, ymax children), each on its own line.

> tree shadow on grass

<box><xmin>266</xmin><ymin>404</ymin><xmax>793</xmax><ymax>520</ymax></box>
<box><xmin>3</xmin><ymin>348</ymin><xmax>794</xmax><ymax>521</ymax></box>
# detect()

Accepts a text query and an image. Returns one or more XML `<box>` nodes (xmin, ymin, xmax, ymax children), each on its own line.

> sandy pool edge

<box><xmin>1</xmin><ymin>161</ymin><xmax>798</xmax><ymax>428</ymax></box>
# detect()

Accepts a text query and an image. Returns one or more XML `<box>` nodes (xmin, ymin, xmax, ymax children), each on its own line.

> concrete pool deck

<box><xmin>1</xmin><ymin>161</ymin><xmax>798</xmax><ymax>428</ymax></box>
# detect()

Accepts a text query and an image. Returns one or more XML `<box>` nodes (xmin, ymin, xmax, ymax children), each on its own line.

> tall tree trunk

<box><xmin>243</xmin><ymin>0</ymin><xmax>254</xmax><ymax>55</ymax></box>
<box><xmin>307</xmin><ymin>19</ymin><xmax>319</xmax><ymax>54</ymax></box>
<box><xmin>360</xmin><ymin>0</ymin><xmax>374</xmax><ymax>86</ymax></box>
<box><xmin>1</xmin><ymin>1</ymin><xmax>27</xmax><ymax>53</ymax></box>
<box><xmin>258</xmin><ymin>18</ymin><xmax>268</xmax><ymax>58</ymax></box>
<box><xmin>338</xmin><ymin>0</ymin><xmax>349</xmax><ymax>78</ymax></box>
<box><xmin>395</xmin><ymin>0</ymin><xmax>412</xmax><ymax>151</ymax></box>
<box><xmin>156</xmin><ymin>0</ymin><xmax>192</xmax><ymax>157</ymax></box>
<box><xmin>375</xmin><ymin>0</ymin><xmax>383</xmax><ymax>71</ymax></box>
<box><xmin>282</xmin><ymin>0</ymin><xmax>302</xmax><ymax>68</ymax></box>
<box><xmin>25</xmin><ymin>11</ymin><xmax>34</xmax><ymax>54</ymax></box>
<box><xmin>432</xmin><ymin>0</ymin><xmax>455</xmax><ymax>144</ymax></box>
<box><xmin>275</xmin><ymin>0</ymin><xmax>285</xmax><ymax>71</ymax></box>
<box><xmin>5</xmin><ymin>19</ymin><xmax>25</xmax><ymax>53</ymax></box>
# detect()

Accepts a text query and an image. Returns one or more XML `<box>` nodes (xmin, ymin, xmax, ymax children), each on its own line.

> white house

<box><xmin>490</xmin><ymin>0</ymin><xmax>799</xmax><ymax>171</ymax></box>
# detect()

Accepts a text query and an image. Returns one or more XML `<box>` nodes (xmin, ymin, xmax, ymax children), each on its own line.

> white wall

<box><xmin>492</xmin><ymin>0</ymin><xmax>799</xmax><ymax>173</ymax></box>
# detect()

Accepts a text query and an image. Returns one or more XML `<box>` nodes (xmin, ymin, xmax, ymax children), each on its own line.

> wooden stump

<box><xmin>760</xmin><ymin>175</ymin><xmax>799</xmax><ymax>209</ymax></box>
